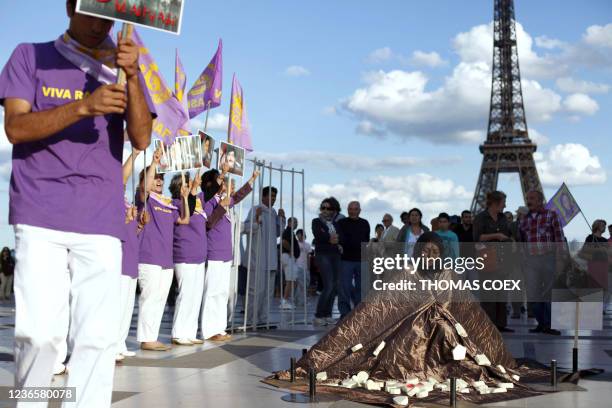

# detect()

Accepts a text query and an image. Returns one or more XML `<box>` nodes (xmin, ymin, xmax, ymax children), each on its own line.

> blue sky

<box><xmin>0</xmin><ymin>0</ymin><xmax>611</xmax><ymax>246</ymax></box>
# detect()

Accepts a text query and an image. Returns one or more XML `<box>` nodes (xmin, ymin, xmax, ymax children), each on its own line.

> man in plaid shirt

<box><xmin>519</xmin><ymin>190</ymin><xmax>566</xmax><ymax>335</ymax></box>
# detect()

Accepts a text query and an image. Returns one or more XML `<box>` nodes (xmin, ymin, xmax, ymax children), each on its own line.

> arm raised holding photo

<box><xmin>176</xmin><ymin>179</ymin><xmax>191</xmax><ymax>225</ymax></box>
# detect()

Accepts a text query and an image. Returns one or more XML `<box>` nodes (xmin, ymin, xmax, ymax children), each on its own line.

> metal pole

<box><xmin>573</xmin><ymin>302</ymin><xmax>580</xmax><ymax>373</ymax></box>
<box><xmin>131</xmin><ymin>147</ymin><xmax>136</xmax><ymax>204</ymax></box>
<box><xmin>301</xmin><ymin>169</ymin><xmax>307</xmax><ymax>325</ymax></box>
<box><xmin>252</xmin><ymin>160</ymin><xmax>265</xmax><ymax>331</ymax></box>
<box><xmin>279</xmin><ymin>164</ymin><xmax>284</xmax><ymax>319</ymax></box>
<box><xmin>266</xmin><ymin>161</ymin><xmax>273</xmax><ymax>330</ymax></box>
<box><xmin>243</xmin><ymin>158</ymin><xmax>258</xmax><ymax>332</ymax></box>
<box><xmin>203</xmin><ymin>100</ymin><xmax>212</xmax><ymax>132</ymax></box>
<box><xmin>229</xmin><ymin>174</ymin><xmax>244</xmax><ymax>333</ymax></box>
<box><xmin>290</xmin><ymin>168</ymin><xmax>296</xmax><ymax>327</ymax></box>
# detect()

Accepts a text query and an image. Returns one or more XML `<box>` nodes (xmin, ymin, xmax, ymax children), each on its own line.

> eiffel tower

<box><xmin>470</xmin><ymin>0</ymin><xmax>544</xmax><ymax>214</ymax></box>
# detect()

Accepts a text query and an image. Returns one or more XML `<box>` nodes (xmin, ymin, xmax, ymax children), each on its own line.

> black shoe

<box><xmin>497</xmin><ymin>326</ymin><xmax>515</xmax><ymax>333</ymax></box>
<box><xmin>542</xmin><ymin>328</ymin><xmax>561</xmax><ymax>336</ymax></box>
<box><xmin>529</xmin><ymin>325</ymin><xmax>544</xmax><ymax>333</ymax></box>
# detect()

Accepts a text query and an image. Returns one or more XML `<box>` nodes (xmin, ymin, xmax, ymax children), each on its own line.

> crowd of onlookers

<box><xmin>268</xmin><ymin>190</ymin><xmax>612</xmax><ymax>336</ymax></box>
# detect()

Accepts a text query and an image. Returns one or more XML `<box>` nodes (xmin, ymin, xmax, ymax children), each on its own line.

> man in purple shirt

<box><xmin>0</xmin><ymin>1</ymin><xmax>152</xmax><ymax>406</ymax></box>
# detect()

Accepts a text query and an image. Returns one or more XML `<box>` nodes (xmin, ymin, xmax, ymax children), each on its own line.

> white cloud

<box><xmin>556</xmin><ymin>77</ymin><xmax>610</xmax><ymax>94</ymax></box>
<box><xmin>452</xmin><ymin>22</ymin><xmax>569</xmax><ymax>79</ymax></box>
<box><xmin>355</xmin><ymin>120</ymin><xmax>386</xmax><ymax>137</ymax></box>
<box><xmin>306</xmin><ymin>174</ymin><xmax>472</xmax><ymax>224</ymax></box>
<box><xmin>190</xmin><ymin>113</ymin><xmax>228</xmax><ymax>132</ymax></box>
<box><xmin>284</xmin><ymin>65</ymin><xmax>310</xmax><ymax>77</ymax></box>
<box><xmin>535</xmin><ymin>35</ymin><xmax>565</xmax><ymax>49</ymax></box>
<box><xmin>367</xmin><ymin>47</ymin><xmax>394</xmax><ymax>64</ymax></box>
<box><xmin>342</xmin><ymin>22</ymin><xmax>609</xmax><ymax>144</ymax></box>
<box><xmin>583</xmin><ymin>23</ymin><xmax>612</xmax><ymax>48</ymax></box>
<box><xmin>536</xmin><ymin>143</ymin><xmax>606</xmax><ymax>187</ymax></box>
<box><xmin>529</xmin><ymin>128</ymin><xmax>549</xmax><ymax>145</ymax></box>
<box><xmin>254</xmin><ymin>150</ymin><xmax>461</xmax><ymax>171</ymax></box>
<box><xmin>343</xmin><ymin>60</ymin><xmax>561</xmax><ymax>143</ymax></box>
<box><xmin>409</xmin><ymin>50</ymin><xmax>446</xmax><ymax>67</ymax></box>
<box><xmin>562</xmin><ymin>93</ymin><xmax>599</xmax><ymax>116</ymax></box>
<box><xmin>322</xmin><ymin>106</ymin><xmax>337</xmax><ymax>115</ymax></box>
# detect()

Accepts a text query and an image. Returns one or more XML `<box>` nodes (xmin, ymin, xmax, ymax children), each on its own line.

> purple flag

<box><xmin>187</xmin><ymin>39</ymin><xmax>222</xmax><ymax>119</ymax></box>
<box><xmin>228</xmin><ymin>74</ymin><xmax>253</xmax><ymax>152</ymax></box>
<box><xmin>174</xmin><ymin>49</ymin><xmax>191</xmax><ymax>136</ymax></box>
<box><xmin>174</xmin><ymin>49</ymin><xmax>187</xmax><ymax>102</ymax></box>
<box><xmin>545</xmin><ymin>183</ymin><xmax>580</xmax><ymax>228</ymax></box>
<box><xmin>132</xmin><ymin>29</ymin><xmax>187</xmax><ymax>145</ymax></box>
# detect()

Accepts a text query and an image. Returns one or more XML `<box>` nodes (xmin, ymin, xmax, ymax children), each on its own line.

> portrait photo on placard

<box><xmin>76</xmin><ymin>0</ymin><xmax>185</xmax><ymax>34</ymax></box>
<box><xmin>154</xmin><ymin>135</ymin><xmax>202</xmax><ymax>174</ymax></box>
<box><xmin>199</xmin><ymin>131</ymin><xmax>215</xmax><ymax>169</ymax></box>
<box><xmin>218</xmin><ymin>141</ymin><xmax>245</xmax><ymax>177</ymax></box>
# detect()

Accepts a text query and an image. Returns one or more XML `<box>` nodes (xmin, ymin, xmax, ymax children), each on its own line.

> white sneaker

<box><xmin>313</xmin><ymin>317</ymin><xmax>327</xmax><ymax>326</ymax></box>
<box><xmin>115</xmin><ymin>354</ymin><xmax>125</xmax><ymax>362</ymax></box>
<box><xmin>280</xmin><ymin>300</ymin><xmax>295</xmax><ymax>310</ymax></box>
<box><xmin>121</xmin><ymin>350</ymin><xmax>136</xmax><ymax>357</ymax></box>
<box><xmin>53</xmin><ymin>363</ymin><xmax>67</xmax><ymax>375</ymax></box>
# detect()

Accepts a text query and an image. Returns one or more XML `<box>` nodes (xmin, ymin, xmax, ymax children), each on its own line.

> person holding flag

<box><xmin>200</xmin><ymin>168</ymin><xmax>259</xmax><ymax>341</ymax></box>
<box><xmin>136</xmin><ymin>147</ymin><xmax>190</xmax><ymax>351</ymax></box>
<box><xmin>0</xmin><ymin>0</ymin><xmax>153</xmax><ymax>405</ymax></box>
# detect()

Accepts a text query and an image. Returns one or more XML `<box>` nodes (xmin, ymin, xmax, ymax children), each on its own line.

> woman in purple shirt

<box><xmin>200</xmin><ymin>168</ymin><xmax>258</xmax><ymax>341</ymax></box>
<box><xmin>115</xmin><ymin>148</ymin><xmax>142</xmax><ymax>361</ymax></box>
<box><xmin>136</xmin><ymin>147</ymin><xmax>190</xmax><ymax>351</ymax></box>
<box><xmin>169</xmin><ymin>171</ymin><xmax>227</xmax><ymax>345</ymax></box>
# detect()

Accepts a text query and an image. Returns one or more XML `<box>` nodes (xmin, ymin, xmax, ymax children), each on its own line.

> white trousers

<box><xmin>172</xmin><ymin>263</ymin><xmax>205</xmax><ymax>339</ymax></box>
<box><xmin>201</xmin><ymin>261</ymin><xmax>231</xmax><ymax>339</ymax></box>
<box><xmin>116</xmin><ymin>276</ymin><xmax>137</xmax><ymax>353</ymax></box>
<box><xmin>54</xmin><ymin>269</ymin><xmax>71</xmax><ymax>370</ymax></box>
<box><xmin>137</xmin><ymin>264</ymin><xmax>173</xmax><ymax>342</ymax></box>
<box><xmin>13</xmin><ymin>224</ymin><xmax>120</xmax><ymax>408</ymax></box>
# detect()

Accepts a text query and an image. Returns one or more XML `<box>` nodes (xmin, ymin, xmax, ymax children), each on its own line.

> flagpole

<box><xmin>204</xmin><ymin>101</ymin><xmax>212</xmax><ymax>132</ymax></box>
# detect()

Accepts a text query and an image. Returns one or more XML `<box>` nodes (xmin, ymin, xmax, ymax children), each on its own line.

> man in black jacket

<box><xmin>337</xmin><ymin>201</ymin><xmax>370</xmax><ymax>318</ymax></box>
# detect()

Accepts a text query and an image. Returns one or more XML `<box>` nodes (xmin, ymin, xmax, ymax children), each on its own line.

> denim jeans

<box><xmin>315</xmin><ymin>253</ymin><xmax>341</xmax><ymax>318</ymax></box>
<box><xmin>524</xmin><ymin>253</ymin><xmax>556</xmax><ymax>327</ymax></box>
<box><xmin>338</xmin><ymin>261</ymin><xmax>362</xmax><ymax>317</ymax></box>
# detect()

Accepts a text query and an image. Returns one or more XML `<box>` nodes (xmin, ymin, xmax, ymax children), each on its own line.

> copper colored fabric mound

<box><xmin>269</xmin><ymin>268</ymin><xmax>556</xmax><ymax>405</ymax></box>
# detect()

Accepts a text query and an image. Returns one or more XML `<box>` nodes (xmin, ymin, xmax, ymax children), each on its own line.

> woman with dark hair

<box><xmin>396</xmin><ymin>207</ymin><xmax>430</xmax><ymax>256</ymax></box>
<box><xmin>168</xmin><ymin>170</ymin><xmax>227</xmax><ymax>346</ymax></box>
<box><xmin>312</xmin><ymin>198</ymin><xmax>342</xmax><ymax>326</ymax></box>
<box><xmin>0</xmin><ymin>247</ymin><xmax>14</xmax><ymax>301</ymax></box>
<box><xmin>200</xmin><ymin>166</ymin><xmax>258</xmax><ymax>341</ymax></box>
<box><xmin>473</xmin><ymin>190</ymin><xmax>513</xmax><ymax>332</ymax></box>
<box><xmin>136</xmin><ymin>147</ymin><xmax>190</xmax><ymax>351</ymax></box>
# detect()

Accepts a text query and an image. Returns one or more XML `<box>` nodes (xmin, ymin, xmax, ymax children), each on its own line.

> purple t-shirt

<box><xmin>0</xmin><ymin>42</ymin><xmax>153</xmax><ymax>240</ymax></box>
<box><xmin>137</xmin><ymin>192</ymin><xmax>179</xmax><ymax>269</ymax></box>
<box><xmin>207</xmin><ymin>183</ymin><xmax>253</xmax><ymax>262</ymax></box>
<box><xmin>172</xmin><ymin>192</ymin><xmax>216</xmax><ymax>264</ymax></box>
<box><xmin>122</xmin><ymin>200</ymin><xmax>139</xmax><ymax>278</ymax></box>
